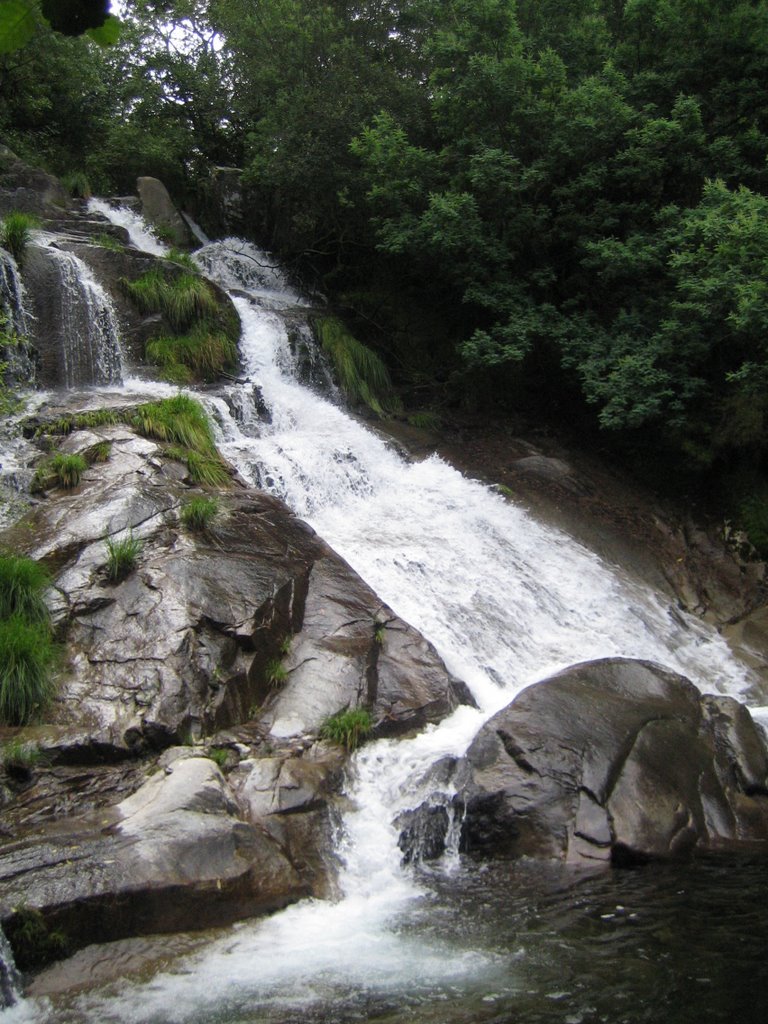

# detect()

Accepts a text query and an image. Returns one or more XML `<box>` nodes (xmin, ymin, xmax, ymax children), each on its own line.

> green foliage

<box><xmin>180</xmin><ymin>495</ymin><xmax>219</xmax><ymax>531</ymax></box>
<box><xmin>132</xmin><ymin>394</ymin><xmax>218</xmax><ymax>456</ymax></box>
<box><xmin>60</xmin><ymin>170</ymin><xmax>91</xmax><ymax>198</ymax></box>
<box><xmin>0</xmin><ymin>554</ymin><xmax>50</xmax><ymax>622</ymax></box>
<box><xmin>265</xmin><ymin>658</ymin><xmax>287</xmax><ymax>688</ymax></box>
<box><xmin>207</xmin><ymin>746</ymin><xmax>229</xmax><ymax>768</ymax></box>
<box><xmin>407</xmin><ymin>410</ymin><xmax>443</xmax><ymax>431</ymax></box>
<box><xmin>105</xmin><ymin>532</ymin><xmax>141</xmax><ymax>582</ymax></box>
<box><xmin>146</xmin><ymin>324</ymin><xmax>237</xmax><ymax>383</ymax></box>
<box><xmin>167</xmin><ymin>248</ymin><xmax>198</xmax><ymax>271</ymax></box>
<box><xmin>0</xmin><ymin>212</ymin><xmax>39</xmax><ymax>268</ymax></box>
<box><xmin>5</xmin><ymin>906</ymin><xmax>68</xmax><ymax>972</ymax></box>
<box><xmin>316</xmin><ymin>317</ymin><xmax>399</xmax><ymax>416</ymax></box>
<box><xmin>93</xmin><ymin>232</ymin><xmax>124</xmax><ymax>251</ymax></box>
<box><xmin>0</xmin><ymin>615</ymin><xmax>57</xmax><ymax>725</ymax></box>
<box><xmin>738</xmin><ymin>494</ymin><xmax>768</xmax><ymax>560</ymax></box>
<box><xmin>320</xmin><ymin>708</ymin><xmax>373</xmax><ymax>751</ymax></box>
<box><xmin>122</xmin><ymin>268</ymin><xmax>220</xmax><ymax>333</ymax></box>
<box><xmin>34</xmin><ymin>409</ymin><xmax>120</xmax><ymax>436</ymax></box>
<box><xmin>86</xmin><ymin>440</ymin><xmax>112</xmax><ymax>463</ymax></box>
<box><xmin>49</xmin><ymin>452</ymin><xmax>87</xmax><ymax>489</ymax></box>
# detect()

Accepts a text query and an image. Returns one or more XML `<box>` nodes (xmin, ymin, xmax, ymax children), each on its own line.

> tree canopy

<box><xmin>3</xmin><ymin>0</ymin><xmax>768</xmax><ymax>502</ymax></box>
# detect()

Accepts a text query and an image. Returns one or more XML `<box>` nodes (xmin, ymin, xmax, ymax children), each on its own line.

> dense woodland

<box><xmin>2</xmin><ymin>1</ymin><xmax>768</xmax><ymax>526</ymax></box>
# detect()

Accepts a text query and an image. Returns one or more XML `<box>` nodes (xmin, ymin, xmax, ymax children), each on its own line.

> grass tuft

<box><xmin>0</xmin><ymin>555</ymin><xmax>50</xmax><ymax>622</ymax></box>
<box><xmin>105</xmin><ymin>532</ymin><xmax>142</xmax><ymax>582</ymax></box>
<box><xmin>1</xmin><ymin>737</ymin><xmax>43</xmax><ymax>770</ymax></box>
<box><xmin>316</xmin><ymin>317</ymin><xmax>399</xmax><ymax>417</ymax></box>
<box><xmin>0</xmin><ymin>212</ymin><xmax>39</xmax><ymax>268</ymax></box>
<box><xmin>122</xmin><ymin>269</ymin><xmax>220</xmax><ymax>332</ymax></box>
<box><xmin>60</xmin><ymin>171</ymin><xmax>92</xmax><ymax>199</ymax></box>
<box><xmin>265</xmin><ymin>658</ymin><xmax>288</xmax><ymax>688</ymax></box>
<box><xmin>180</xmin><ymin>496</ymin><xmax>220</xmax><ymax>531</ymax></box>
<box><xmin>50</xmin><ymin>452</ymin><xmax>87</xmax><ymax>489</ymax></box>
<box><xmin>0</xmin><ymin>615</ymin><xmax>57</xmax><ymax>725</ymax></box>
<box><xmin>320</xmin><ymin>708</ymin><xmax>373</xmax><ymax>751</ymax></box>
<box><xmin>146</xmin><ymin>324</ymin><xmax>237</xmax><ymax>383</ymax></box>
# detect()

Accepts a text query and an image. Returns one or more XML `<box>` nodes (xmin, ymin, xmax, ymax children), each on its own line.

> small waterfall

<box><xmin>87</xmin><ymin>198</ymin><xmax>170</xmax><ymax>257</ymax></box>
<box><xmin>0</xmin><ymin>924</ymin><xmax>21</xmax><ymax>1009</ymax></box>
<box><xmin>0</xmin><ymin>248</ymin><xmax>29</xmax><ymax>336</ymax></box>
<box><xmin>40</xmin><ymin>243</ymin><xmax>123</xmax><ymax>388</ymax></box>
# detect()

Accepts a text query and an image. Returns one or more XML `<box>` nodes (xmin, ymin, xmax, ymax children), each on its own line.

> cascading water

<box><xmin>35</xmin><ymin>241</ymin><xmax>123</xmax><ymax>388</ymax></box>
<box><xmin>9</xmin><ymin>213</ymin><xmax>767</xmax><ymax>1024</ymax></box>
<box><xmin>0</xmin><ymin>926</ymin><xmax>21</xmax><ymax>1011</ymax></box>
<box><xmin>0</xmin><ymin>249</ymin><xmax>29</xmax><ymax>336</ymax></box>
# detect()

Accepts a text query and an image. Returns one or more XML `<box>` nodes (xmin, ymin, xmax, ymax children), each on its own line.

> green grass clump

<box><xmin>0</xmin><ymin>555</ymin><xmax>50</xmax><ymax>622</ymax></box>
<box><xmin>167</xmin><ymin>248</ymin><xmax>199</xmax><ymax>271</ymax></box>
<box><xmin>122</xmin><ymin>268</ymin><xmax>220</xmax><ymax>333</ymax></box>
<box><xmin>134</xmin><ymin>395</ymin><xmax>230</xmax><ymax>486</ymax></box>
<box><xmin>94</xmin><ymin>232</ymin><xmax>124</xmax><ymax>252</ymax></box>
<box><xmin>0</xmin><ymin>615</ymin><xmax>57</xmax><ymax>726</ymax></box>
<box><xmin>0</xmin><ymin>211</ymin><xmax>39</xmax><ymax>268</ymax></box>
<box><xmin>60</xmin><ymin>171</ymin><xmax>92</xmax><ymax>199</ymax></box>
<box><xmin>265</xmin><ymin>658</ymin><xmax>288</xmax><ymax>688</ymax></box>
<box><xmin>49</xmin><ymin>452</ymin><xmax>87</xmax><ymax>489</ymax></box>
<box><xmin>34</xmin><ymin>409</ymin><xmax>120</xmax><ymax>437</ymax></box>
<box><xmin>105</xmin><ymin>532</ymin><xmax>142</xmax><ymax>582</ymax></box>
<box><xmin>320</xmin><ymin>708</ymin><xmax>373</xmax><ymax>751</ymax></box>
<box><xmin>208</xmin><ymin>746</ymin><xmax>229</xmax><ymax>768</ymax></box>
<box><xmin>86</xmin><ymin>440</ymin><xmax>112</xmax><ymax>463</ymax></box>
<box><xmin>316</xmin><ymin>317</ymin><xmax>399</xmax><ymax>417</ymax></box>
<box><xmin>180</xmin><ymin>496</ymin><xmax>220</xmax><ymax>531</ymax></box>
<box><xmin>146</xmin><ymin>324</ymin><xmax>237</xmax><ymax>383</ymax></box>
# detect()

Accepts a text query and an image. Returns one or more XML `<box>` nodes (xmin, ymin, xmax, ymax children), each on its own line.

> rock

<box><xmin>511</xmin><ymin>455</ymin><xmax>591</xmax><ymax>496</ymax></box>
<box><xmin>458</xmin><ymin>658</ymin><xmax>768</xmax><ymax>866</ymax></box>
<box><xmin>0</xmin><ymin>146</ymin><xmax>69</xmax><ymax>215</ymax></box>
<box><xmin>0</xmin><ymin>756</ymin><xmax>306</xmax><ymax>959</ymax></box>
<box><xmin>136</xmin><ymin>177</ymin><xmax>193</xmax><ymax>248</ymax></box>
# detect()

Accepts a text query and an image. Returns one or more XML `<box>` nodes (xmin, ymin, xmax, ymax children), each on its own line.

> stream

<box><xmin>2</xmin><ymin>205</ymin><xmax>767</xmax><ymax>1024</ymax></box>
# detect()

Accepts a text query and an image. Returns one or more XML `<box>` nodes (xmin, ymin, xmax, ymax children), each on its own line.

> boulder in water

<box><xmin>457</xmin><ymin>658</ymin><xmax>768</xmax><ymax>865</ymax></box>
<box><xmin>136</xmin><ymin>177</ymin><xmax>193</xmax><ymax>248</ymax></box>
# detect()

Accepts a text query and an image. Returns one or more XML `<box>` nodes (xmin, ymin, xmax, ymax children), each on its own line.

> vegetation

<box><xmin>180</xmin><ymin>495</ymin><xmax>219</xmax><ymax>531</ymax></box>
<box><xmin>34</xmin><ymin>409</ymin><xmax>120</xmax><ymax>436</ymax></box>
<box><xmin>133</xmin><ymin>394</ymin><xmax>230</xmax><ymax>487</ymax></box>
<box><xmin>146</xmin><ymin>324</ymin><xmax>237</xmax><ymax>384</ymax></box>
<box><xmin>61</xmin><ymin>170</ymin><xmax>91</xmax><ymax>198</ymax></box>
<box><xmin>0</xmin><ymin>615</ymin><xmax>57</xmax><ymax>726</ymax></box>
<box><xmin>49</xmin><ymin>452</ymin><xmax>87</xmax><ymax>489</ymax></box>
<box><xmin>122</xmin><ymin>268</ymin><xmax>219</xmax><ymax>332</ymax></box>
<box><xmin>105</xmin><ymin>532</ymin><xmax>141</xmax><ymax>582</ymax></box>
<box><xmin>93</xmin><ymin>232</ymin><xmax>124</xmax><ymax>252</ymax></box>
<box><xmin>4</xmin><ymin>0</ymin><xmax>768</xmax><ymax>512</ymax></box>
<box><xmin>1</xmin><ymin>737</ymin><xmax>43</xmax><ymax>771</ymax></box>
<box><xmin>265</xmin><ymin>658</ymin><xmax>288</xmax><ymax>688</ymax></box>
<box><xmin>5</xmin><ymin>906</ymin><xmax>68</xmax><ymax>972</ymax></box>
<box><xmin>320</xmin><ymin>708</ymin><xmax>373</xmax><ymax>752</ymax></box>
<box><xmin>0</xmin><ymin>554</ymin><xmax>50</xmax><ymax>622</ymax></box>
<box><xmin>316</xmin><ymin>317</ymin><xmax>399</xmax><ymax>417</ymax></box>
<box><xmin>208</xmin><ymin>746</ymin><xmax>229</xmax><ymax>768</ymax></box>
<box><xmin>0</xmin><ymin>212</ymin><xmax>38</xmax><ymax>268</ymax></box>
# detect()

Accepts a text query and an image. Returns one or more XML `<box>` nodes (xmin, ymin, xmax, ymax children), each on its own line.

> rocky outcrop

<box><xmin>455</xmin><ymin>659</ymin><xmax>768</xmax><ymax>866</ymax></box>
<box><xmin>0</xmin><ymin>409</ymin><xmax>468</xmax><ymax>959</ymax></box>
<box><xmin>136</xmin><ymin>176</ymin><xmax>193</xmax><ymax>248</ymax></box>
<box><xmin>0</xmin><ymin>146</ymin><xmax>69</xmax><ymax>216</ymax></box>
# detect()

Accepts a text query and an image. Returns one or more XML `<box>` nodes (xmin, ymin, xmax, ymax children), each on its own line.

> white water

<box><xmin>87</xmin><ymin>199</ymin><xmax>171</xmax><ymax>258</ymax></box>
<box><xmin>10</xmin><ymin>222</ymin><xmax>764</xmax><ymax>1022</ymax></box>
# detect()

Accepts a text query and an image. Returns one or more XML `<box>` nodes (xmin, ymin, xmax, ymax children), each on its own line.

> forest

<box><xmin>2</xmin><ymin>0</ymin><xmax>768</xmax><ymax>526</ymax></box>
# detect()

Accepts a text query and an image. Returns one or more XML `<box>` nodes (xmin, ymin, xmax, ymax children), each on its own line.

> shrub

<box><xmin>49</xmin><ymin>452</ymin><xmax>88</xmax><ymax>489</ymax></box>
<box><xmin>105</xmin><ymin>532</ymin><xmax>141</xmax><ymax>582</ymax></box>
<box><xmin>180</xmin><ymin>496</ymin><xmax>219</xmax><ymax>531</ymax></box>
<box><xmin>316</xmin><ymin>317</ymin><xmax>400</xmax><ymax>417</ymax></box>
<box><xmin>0</xmin><ymin>555</ymin><xmax>50</xmax><ymax>622</ymax></box>
<box><xmin>0</xmin><ymin>212</ymin><xmax>39</xmax><ymax>268</ymax></box>
<box><xmin>320</xmin><ymin>708</ymin><xmax>373</xmax><ymax>751</ymax></box>
<box><xmin>0</xmin><ymin>615</ymin><xmax>57</xmax><ymax>725</ymax></box>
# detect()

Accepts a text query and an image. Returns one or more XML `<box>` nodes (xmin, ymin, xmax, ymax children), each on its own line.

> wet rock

<box><xmin>458</xmin><ymin>658</ymin><xmax>768</xmax><ymax>866</ymax></box>
<box><xmin>511</xmin><ymin>455</ymin><xmax>591</xmax><ymax>496</ymax></box>
<box><xmin>0</xmin><ymin>756</ymin><xmax>306</xmax><ymax>958</ymax></box>
<box><xmin>0</xmin><ymin>146</ymin><xmax>68</xmax><ymax>215</ymax></box>
<box><xmin>396</xmin><ymin>804</ymin><xmax>450</xmax><ymax>864</ymax></box>
<box><xmin>136</xmin><ymin>176</ymin><xmax>193</xmax><ymax>248</ymax></box>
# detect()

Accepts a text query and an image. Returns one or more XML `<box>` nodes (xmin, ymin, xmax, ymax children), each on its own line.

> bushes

<box><xmin>0</xmin><ymin>211</ymin><xmax>39</xmax><ymax>268</ymax></box>
<box><xmin>0</xmin><ymin>554</ymin><xmax>56</xmax><ymax>726</ymax></box>
<box><xmin>320</xmin><ymin>708</ymin><xmax>373</xmax><ymax>751</ymax></box>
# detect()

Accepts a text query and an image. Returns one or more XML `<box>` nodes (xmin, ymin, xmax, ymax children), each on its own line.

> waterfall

<box><xmin>0</xmin><ymin>925</ymin><xmax>21</xmax><ymax>1010</ymax></box>
<box><xmin>30</xmin><ymin>211</ymin><xmax>764</xmax><ymax>1023</ymax></box>
<box><xmin>0</xmin><ymin>249</ymin><xmax>29</xmax><ymax>336</ymax></box>
<box><xmin>38</xmin><ymin>242</ymin><xmax>123</xmax><ymax>388</ymax></box>
<box><xmin>87</xmin><ymin>198</ymin><xmax>170</xmax><ymax>258</ymax></box>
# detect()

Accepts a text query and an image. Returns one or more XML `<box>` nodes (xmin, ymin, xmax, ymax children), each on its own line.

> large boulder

<box><xmin>136</xmin><ymin>177</ymin><xmax>193</xmax><ymax>248</ymax></box>
<box><xmin>457</xmin><ymin>658</ymin><xmax>768</xmax><ymax>866</ymax></box>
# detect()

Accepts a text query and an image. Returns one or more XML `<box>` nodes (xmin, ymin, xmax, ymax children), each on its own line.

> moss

<box><xmin>5</xmin><ymin>907</ymin><xmax>69</xmax><ymax>972</ymax></box>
